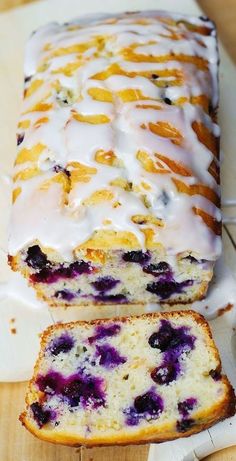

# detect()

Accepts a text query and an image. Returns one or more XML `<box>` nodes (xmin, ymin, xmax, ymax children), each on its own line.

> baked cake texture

<box><xmin>20</xmin><ymin>312</ymin><xmax>235</xmax><ymax>446</ymax></box>
<box><xmin>9</xmin><ymin>11</ymin><xmax>221</xmax><ymax>306</ymax></box>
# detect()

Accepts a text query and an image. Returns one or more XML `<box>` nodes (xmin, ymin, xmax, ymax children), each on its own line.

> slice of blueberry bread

<box><xmin>20</xmin><ymin>312</ymin><xmax>235</xmax><ymax>447</ymax></box>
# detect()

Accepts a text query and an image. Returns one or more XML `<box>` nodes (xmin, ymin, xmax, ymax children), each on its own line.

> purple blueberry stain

<box><xmin>184</xmin><ymin>255</ymin><xmax>199</xmax><ymax>264</ymax></box>
<box><xmin>48</xmin><ymin>333</ymin><xmax>74</xmax><ymax>356</ymax></box>
<box><xmin>30</xmin><ymin>260</ymin><xmax>93</xmax><ymax>284</ymax></box>
<box><xmin>95</xmin><ymin>344</ymin><xmax>126</xmax><ymax>369</ymax></box>
<box><xmin>151</xmin><ymin>360</ymin><xmax>180</xmax><ymax>385</ymax></box>
<box><xmin>209</xmin><ymin>369</ymin><xmax>222</xmax><ymax>381</ymax></box>
<box><xmin>88</xmin><ymin>323</ymin><xmax>121</xmax><ymax>344</ymax></box>
<box><xmin>55</xmin><ymin>289</ymin><xmax>76</xmax><ymax>301</ymax></box>
<box><xmin>143</xmin><ymin>261</ymin><xmax>171</xmax><ymax>276</ymax></box>
<box><xmin>184</xmin><ymin>255</ymin><xmax>207</xmax><ymax>264</ymax></box>
<box><xmin>35</xmin><ymin>370</ymin><xmax>106</xmax><ymax>409</ymax></box>
<box><xmin>36</xmin><ymin>371</ymin><xmax>62</xmax><ymax>394</ymax></box>
<box><xmin>30</xmin><ymin>268</ymin><xmax>56</xmax><ymax>283</ymax></box>
<box><xmin>122</xmin><ymin>250</ymin><xmax>151</xmax><ymax>265</ymax></box>
<box><xmin>26</xmin><ymin>245</ymin><xmax>50</xmax><ymax>270</ymax></box>
<box><xmin>148</xmin><ymin>320</ymin><xmax>180</xmax><ymax>351</ymax></box>
<box><xmin>124</xmin><ymin>409</ymin><xmax>140</xmax><ymax>426</ymax></box>
<box><xmin>149</xmin><ymin>320</ymin><xmax>196</xmax><ymax>385</ymax></box>
<box><xmin>146</xmin><ymin>279</ymin><xmax>193</xmax><ymax>299</ymax></box>
<box><xmin>178</xmin><ymin>398</ymin><xmax>197</xmax><ymax>417</ymax></box>
<box><xmin>61</xmin><ymin>373</ymin><xmax>105</xmax><ymax>408</ymax></box>
<box><xmin>58</xmin><ymin>260</ymin><xmax>92</xmax><ymax>277</ymax></box>
<box><xmin>30</xmin><ymin>402</ymin><xmax>54</xmax><ymax>428</ymax></box>
<box><xmin>61</xmin><ymin>379</ymin><xmax>84</xmax><ymax>407</ymax></box>
<box><xmin>94</xmin><ymin>294</ymin><xmax>127</xmax><ymax>304</ymax></box>
<box><xmin>148</xmin><ymin>320</ymin><xmax>196</xmax><ymax>354</ymax></box>
<box><xmin>134</xmin><ymin>390</ymin><xmax>164</xmax><ymax>415</ymax></box>
<box><xmin>124</xmin><ymin>389</ymin><xmax>164</xmax><ymax>426</ymax></box>
<box><xmin>17</xmin><ymin>133</ymin><xmax>24</xmax><ymax>146</ymax></box>
<box><xmin>91</xmin><ymin>276</ymin><xmax>120</xmax><ymax>293</ymax></box>
<box><xmin>176</xmin><ymin>418</ymin><xmax>195</xmax><ymax>432</ymax></box>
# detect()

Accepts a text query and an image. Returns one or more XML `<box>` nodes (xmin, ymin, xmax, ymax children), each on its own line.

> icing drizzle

<box><xmin>9</xmin><ymin>10</ymin><xmax>221</xmax><ymax>261</ymax></box>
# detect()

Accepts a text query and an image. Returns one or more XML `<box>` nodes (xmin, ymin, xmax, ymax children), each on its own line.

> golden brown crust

<box><xmin>35</xmin><ymin>309</ymin><xmax>213</xmax><ymax>339</ymax></box>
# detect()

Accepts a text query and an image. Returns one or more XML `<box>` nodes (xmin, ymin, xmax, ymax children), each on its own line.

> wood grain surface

<box><xmin>205</xmin><ymin>446</ymin><xmax>236</xmax><ymax>461</ymax></box>
<box><xmin>0</xmin><ymin>0</ymin><xmax>38</xmax><ymax>11</ymax></box>
<box><xmin>198</xmin><ymin>0</ymin><xmax>236</xmax><ymax>63</ymax></box>
<box><xmin>0</xmin><ymin>1</ymin><xmax>235</xmax><ymax>461</ymax></box>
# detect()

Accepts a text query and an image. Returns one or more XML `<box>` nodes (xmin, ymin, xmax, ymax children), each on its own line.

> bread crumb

<box><xmin>217</xmin><ymin>303</ymin><xmax>233</xmax><ymax>317</ymax></box>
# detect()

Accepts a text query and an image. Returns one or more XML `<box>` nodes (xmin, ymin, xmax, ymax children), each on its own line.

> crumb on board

<box><xmin>217</xmin><ymin>303</ymin><xmax>233</xmax><ymax>317</ymax></box>
<box><xmin>9</xmin><ymin>318</ymin><xmax>17</xmax><ymax>334</ymax></box>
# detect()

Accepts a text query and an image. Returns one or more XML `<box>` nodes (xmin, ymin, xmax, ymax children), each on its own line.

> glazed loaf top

<box><xmin>10</xmin><ymin>10</ymin><xmax>221</xmax><ymax>261</ymax></box>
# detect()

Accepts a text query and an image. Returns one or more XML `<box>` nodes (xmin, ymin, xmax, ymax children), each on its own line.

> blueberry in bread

<box><xmin>20</xmin><ymin>311</ymin><xmax>235</xmax><ymax>446</ymax></box>
<box><xmin>9</xmin><ymin>11</ymin><xmax>221</xmax><ymax>306</ymax></box>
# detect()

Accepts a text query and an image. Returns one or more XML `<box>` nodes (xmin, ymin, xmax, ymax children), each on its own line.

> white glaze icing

<box><xmin>9</xmin><ymin>10</ymin><xmax>221</xmax><ymax>260</ymax></box>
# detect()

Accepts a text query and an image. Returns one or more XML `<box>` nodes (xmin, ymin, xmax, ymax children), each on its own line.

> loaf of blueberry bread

<box><xmin>9</xmin><ymin>11</ymin><xmax>221</xmax><ymax>306</ymax></box>
<box><xmin>20</xmin><ymin>311</ymin><xmax>235</xmax><ymax>446</ymax></box>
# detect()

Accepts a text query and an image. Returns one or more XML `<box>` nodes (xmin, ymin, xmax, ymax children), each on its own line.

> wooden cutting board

<box><xmin>0</xmin><ymin>1</ymin><xmax>236</xmax><ymax>460</ymax></box>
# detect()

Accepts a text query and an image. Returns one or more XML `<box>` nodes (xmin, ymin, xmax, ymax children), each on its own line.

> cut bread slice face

<box><xmin>20</xmin><ymin>311</ymin><xmax>235</xmax><ymax>447</ymax></box>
